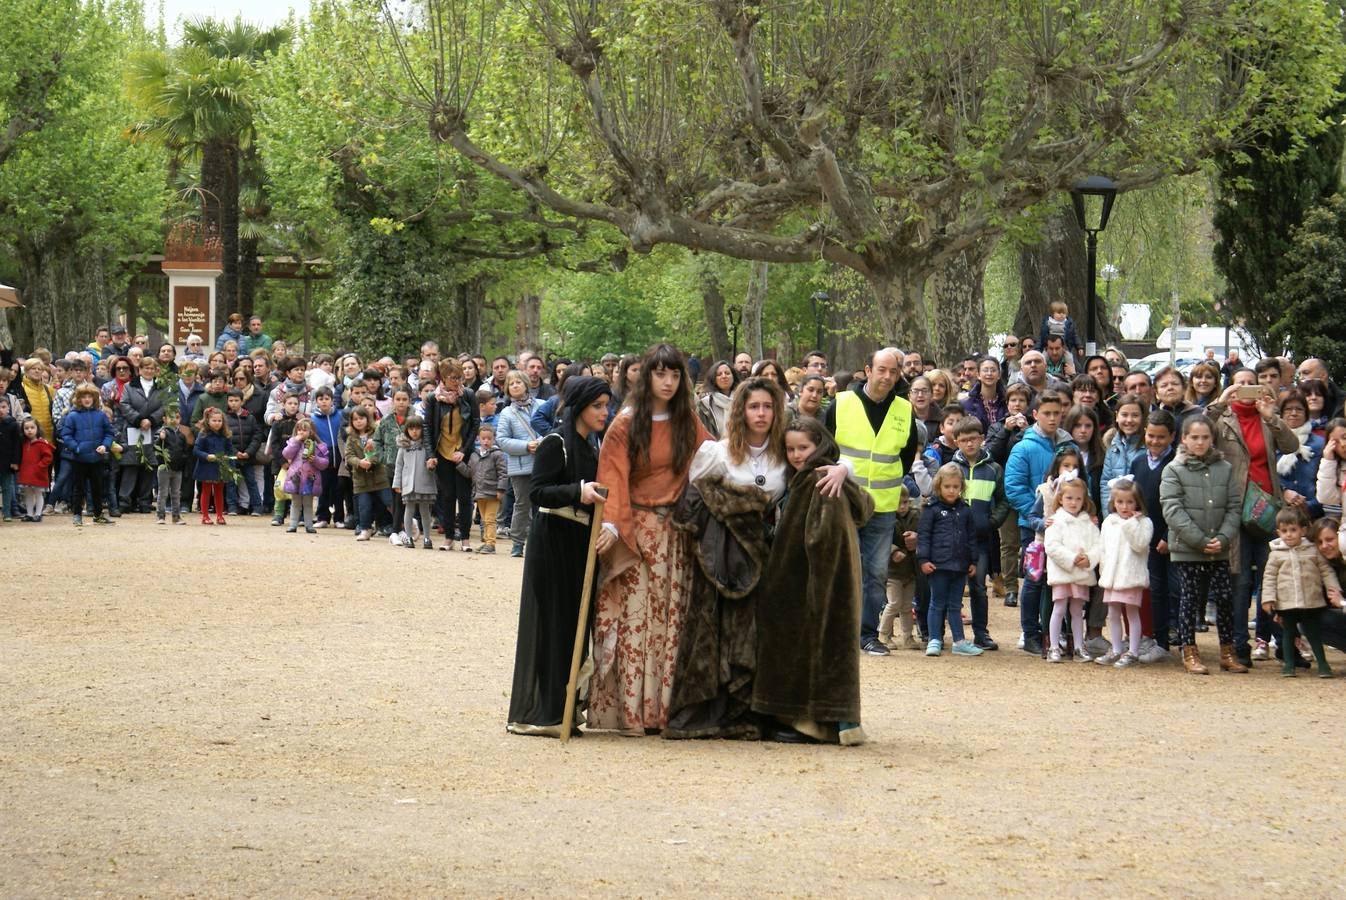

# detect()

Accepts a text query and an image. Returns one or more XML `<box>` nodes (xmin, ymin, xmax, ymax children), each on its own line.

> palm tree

<box><xmin>126</xmin><ymin>17</ymin><xmax>291</xmax><ymax>322</ymax></box>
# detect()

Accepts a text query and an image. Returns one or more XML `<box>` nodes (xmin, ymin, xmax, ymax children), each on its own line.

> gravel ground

<box><xmin>3</xmin><ymin>516</ymin><xmax>1345</xmax><ymax>897</ymax></box>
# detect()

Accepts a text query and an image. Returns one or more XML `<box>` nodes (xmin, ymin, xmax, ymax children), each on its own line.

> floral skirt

<box><xmin>587</xmin><ymin>507</ymin><xmax>691</xmax><ymax>733</ymax></box>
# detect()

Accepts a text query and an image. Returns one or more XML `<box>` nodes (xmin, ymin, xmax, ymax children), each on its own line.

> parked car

<box><xmin>1131</xmin><ymin>352</ymin><xmax>1203</xmax><ymax>376</ymax></box>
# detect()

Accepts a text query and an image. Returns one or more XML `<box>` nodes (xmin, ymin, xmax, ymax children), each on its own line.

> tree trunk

<box><xmin>200</xmin><ymin>140</ymin><xmax>239</xmax><ymax>334</ymax></box>
<box><xmin>516</xmin><ymin>293</ymin><xmax>541</xmax><ymax>353</ymax></box>
<box><xmin>125</xmin><ymin>284</ymin><xmax>139</xmax><ymax>338</ymax></box>
<box><xmin>238</xmin><ymin>236</ymin><xmax>259</xmax><ymax>317</ymax></box>
<box><xmin>1016</xmin><ymin>209</ymin><xmax>1120</xmax><ymax>347</ymax></box>
<box><xmin>700</xmin><ymin>264</ymin><xmax>732</xmax><ymax>362</ymax></box>
<box><xmin>742</xmin><ymin>260</ymin><xmax>768</xmax><ymax>360</ymax></box>
<box><xmin>929</xmin><ymin>237</ymin><xmax>995</xmax><ymax>366</ymax></box>
<box><xmin>869</xmin><ymin>271</ymin><xmax>930</xmax><ymax>356</ymax></box>
<box><xmin>301</xmin><ymin>271</ymin><xmax>313</xmax><ymax>353</ymax></box>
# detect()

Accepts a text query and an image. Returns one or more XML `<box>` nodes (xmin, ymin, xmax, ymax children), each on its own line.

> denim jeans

<box><xmin>355</xmin><ymin>488</ymin><xmax>393</xmax><ymax>531</ymax></box>
<box><xmin>1019</xmin><ymin>526</ymin><xmax>1045</xmax><ymax>641</ymax></box>
<box><xmin>0</xmin><ymin>471</ymin><xmax>14</xmax><ymax>518</ymax></box>
<box><xmin>225</xmin><ymin>464</ymin><xmax>262</xmax><ymax>511</ymax></box>
<box><xmin>927</xmin><ymin>570</ymin><xmax>968</xmax><ymax>644</ymax></box>
<box><xmin>857</xmin><ymin>510</ymin><xmax>897</xmax><ymax>644</ymax></box>
<box><xmin>1233</xmin><ymin>527</ymin><xmax>1270</xmax><ymax>652</ymax></box>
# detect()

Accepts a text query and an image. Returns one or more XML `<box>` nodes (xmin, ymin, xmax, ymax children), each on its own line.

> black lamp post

<box><xmin>726</xmin><ymin>302</ymin><xmax>743</xmax><ymax>358</ymax></box>
<box><xmin>809</xmin><ymin>290</ymin><xmax>829</xmax><ymax>353</ymax></box>
<box><xmin>1070</xmin><ymin>175</ymin><xmax>1118</xmax><ymax>356</ymax></box>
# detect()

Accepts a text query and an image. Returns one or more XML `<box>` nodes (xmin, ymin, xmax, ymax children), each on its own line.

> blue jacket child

<box><xmin>917</xmin><ymin>496</ymin><xmax>977</xmax><ymax>573</ymax></box>
<box><xmin>59</xmin><ymin>387</ymin><xmax>115</xmax><ymax>463</ymax></box>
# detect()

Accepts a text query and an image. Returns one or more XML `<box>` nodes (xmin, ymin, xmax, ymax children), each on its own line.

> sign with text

<box><xmin>172</xmin><ymin>285</ymin><xmax>210</xmax><ymax>346</ymax></box>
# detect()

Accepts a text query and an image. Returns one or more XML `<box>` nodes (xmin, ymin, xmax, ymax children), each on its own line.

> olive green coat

<box><xmin>1159</xmin><ymin>447</ymin><xmax>1243</xmax><ymax>563</ymax></box>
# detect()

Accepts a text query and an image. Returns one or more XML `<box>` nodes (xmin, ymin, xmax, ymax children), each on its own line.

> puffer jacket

<box><xmin>1005</xmin><ymin>425</ymin><xmax>1076</xmax><ymax>527</ymax></box>
<box><xmin>282</xmin><ymin>436</ymin><xmax>330</xmax><ymax>496</ymax></box>
<box><xmin>1100</xmin><ymin>432</ymin><xmax>1146</xmax><ymax>512</ymax></box>
<box><xmin>1276</xmin><ymin>425</ymin><xmax>1323</xmax><ymax>518</ymax></box>
<box><xmin>951</xmin><ymin>448</ymin><xmax>1010</xmax><ymax>538</ymax></box>
<box><xmin>344</xmin><ymin>430</ymin><xmax>390</xmax><ymax>493</ymax></box>
<box><xmin>1098</xmin><ymin>513</ymin><xmax>1154</xmax><ymax>590</ymax></box>
<box><xmin>392</xmin><ymin>434</ymin><xmax>438</xmax><ymax>496</ymax></box>
<box><xmin>224</xmin><ymin>408</ymin><xmax>263</xmax><ymax>462</ymax></box>
<box><xmin>1044</xmin><ymin>507</ymin><xmax>1103</xmax><ymax>586</ymax></box>
<box><xmin>917</xmin><ymin>497</ymin><xmax>976</xmax><ymax>572</ymax></box>
<box><xmin>156</xmin><ymin>424</ymin><xmax>194</xmax><ymax>472</ymax></box>
<box><xmin>456</xmin><ymin>446</ymin><xmax>508</xmax><ymax>500</ymax></box>
<box><xmin>496</xmin><ymin>399</ymin><xmax>543</xmax><ymax>476</ymax></box>
<box><xmin>59</xmin><ymin>406</ymin><xmax>114</xmax><ymax>463</ymax></box>
<box><xmin>1262</xmin><ymin>538</ymin><xmax>1340</xmax><ymax>612</ymax></box>
<box><xmin>1159</xmin><ymin>447</ymin><xmax>1242</xmax><ymax>562</ymax></box>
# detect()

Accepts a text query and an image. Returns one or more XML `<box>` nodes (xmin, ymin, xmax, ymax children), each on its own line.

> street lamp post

<box><xmin>726</xmin><ymin>302</ymin><xmax>743</xmax><ymax>358</ymax></box>
<box><xmin>809</xmin><ymin>290</ymin><xmax>829</xmax><ymax>353</ymax></box>
<box><xmin>1070</xmin><ymin>176</ymin><xmax>1118</xmax><ymax>357</ymax></box>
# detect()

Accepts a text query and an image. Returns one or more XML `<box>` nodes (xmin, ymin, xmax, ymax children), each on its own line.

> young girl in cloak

<box><xmin>752</xmin><ymin>416</ymin><xmax>873</xmax><ymax>745</ymax></box>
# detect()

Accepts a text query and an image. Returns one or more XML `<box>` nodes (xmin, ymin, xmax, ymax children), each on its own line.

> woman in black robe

<box><xmin>506</xmin><ymin>377</ymin><xmax>614</xmax><ymax>737</ymax></box>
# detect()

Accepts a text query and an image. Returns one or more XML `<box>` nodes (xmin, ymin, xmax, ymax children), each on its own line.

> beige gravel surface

<box><xmin>3</xmin><ymin>516</ymin><xmax>1345</xmax><ymax>897</ymax></box>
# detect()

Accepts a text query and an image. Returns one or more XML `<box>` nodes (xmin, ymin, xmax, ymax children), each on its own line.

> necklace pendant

<box><xmin>755</xmin><ymin>475</ymin><xmax>766</xmax><ymax>486</ymax></box>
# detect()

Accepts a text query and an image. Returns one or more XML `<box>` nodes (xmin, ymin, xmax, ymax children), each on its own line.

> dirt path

<box><xmin>3</xmin><ymin>516</ymin><xmax>1345</xmax><ymax>896</ymax></box>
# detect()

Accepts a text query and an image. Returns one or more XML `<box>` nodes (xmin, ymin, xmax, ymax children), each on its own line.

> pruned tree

<box><xmin>376</xmin><ymin>0</ymin><xmax>1342</xmax><ymax>355</ymax></box>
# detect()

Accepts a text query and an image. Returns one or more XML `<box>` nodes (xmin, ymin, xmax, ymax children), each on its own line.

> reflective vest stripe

<box><xmin>834</xmin><ymin>390</ymin><xmax>912</xmax><ymax>513</ymax></box>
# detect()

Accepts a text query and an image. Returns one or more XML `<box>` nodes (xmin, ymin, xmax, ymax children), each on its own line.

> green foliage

<box><xmin>322</xmin><ymin>218</ymin><xmax>455</xmax><ymax>359</ymax></box>
<box><xmin>0</xmin><ymin>0</ymin><xmax>166</xmax><ymax>350</ymax></box>
<box><xmin>1213</xmin><ymin>83</ymin><xmax>1346</xmax><ymax>353</ymax></box>
<box><xmin>1269</xmin><ymin>194</ymin><xmax>1346</xmax><ymax>378</ymax></box>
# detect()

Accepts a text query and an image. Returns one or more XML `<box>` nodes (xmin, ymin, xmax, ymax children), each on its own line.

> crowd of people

<box><xmin>4</xmin><ymin>298</ymin><xmax>1346</xmax><ymax>745</ymax></box>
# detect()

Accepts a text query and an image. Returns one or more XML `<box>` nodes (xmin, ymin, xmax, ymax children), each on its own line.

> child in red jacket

<box><xmin>17</xmin><ymin>417</ymin><xmax>54</xmax><ymax>522</ymax></box>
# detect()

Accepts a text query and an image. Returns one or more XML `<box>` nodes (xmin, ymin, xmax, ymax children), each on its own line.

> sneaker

<box><xmin>879</xmin><ymin>635</ymin><xmax>899</xmax><ymax>650</ymax></box>
<box><xmin>173</xmin><ymin>515</ymin><xmax>183</xmax><ymax>525</ymax></box>
<box><xmin>1023</xmin><ymin>636</ymin><xmax>1044</xmax><ymax>655</ymax></box>
<box><xmin>286</xmin><ymin>525</ymin><xmax>298</xmax><ymax>533</ymax></box>
<box><xmin>271</xmin><ymin>517</ymin><xmax>284</xmax><ymax>526</ymax></box>
<box><xmin>1016</xmin><ymin>632</ymin><xmax>1025</xmax><ymax>650</ymax></box>
<box><xmin>93</xmin><ymin>515</ymin><xmax>113</xmax><ymax>525</ymax></box>
<box><xmin>1114</xmin><ymin>652</ymin><xmax>1140</xmax><ymax>668</ymax></box>
<box><xmin>388</xmin><ymin>532</ymin><xmax>405</xmax><ymax>547</ymax></box>
<box><xmin>306</xmin><ymin>526</ymin><xmax>317</xmax><ymax>535</ymax></box>
<box><xmin>313</xmin><ymin>520</ymin><xmax>329</xmax><ymax>529</ymax></box>
<box><xmin>477</xmin><ymin>544</ymin><xmax>496</xmax><ymax>554</ymax></box>
<box><xmin>951</xmin><ymin>639</ymin><xmax>983</xmax><ymax>656</ymax></box>
<box><xmin>1048</xmin><ymin>647</ymin><xmax>1063</xmax><ymax>663</ymax></box>
<box><xmin>973</xmin><ymin>634</ymin><xmax>999</xmax><ymax>651</ymax></box>
<box><xmin>1003</xmin><ymin>591</ymin><xmax>1018</xmax><ymax>608</ymax></box>
<box><xmin>72</xmin><ymin>515</ymin><xmax>83</xmax><ymax>526</ymax></box>
<box><xmin>838</xmin><ymin>722</ymin><xmax>867</xmax><ymax>746</ymax></box>
<box><xmin>497</xmin><ymin>526</ymin><xmax>511</xmax><ymax>538</ymax></box>
<box><xmin>355</xmin><ymin>530</ymin><xmax>371</xmax><ymax>541</ymax></box>
<box><xmin>1084</xmin><ymin>636</ymin><xmax>1111</xmax><ymax>658</ymax></box>
<box><xmin>1205</xmin><ymin>601</ymin><xmax>1217</xmax><ymax>625</ymax></box>
<box><xmin>510</xmin><ymin>543</ymin><xmax>524</xmax><ymax>558</ymax></box>
<box><xmin>900</xmin><ymin>635</ymin><xmax>924</xmax><ymax>651</ymax></box>
<box><xmin>156</xmin><ymin>516</ymin><xmax>166</xmax><ymax>525</ymax></box>
<box><xmin>1251</xmin><ymin>639</ymin><xmax>1269</xmax><ymax>661</ymax></box>
<box><xmin>862</xmin><ymin>639</ymin><xmax>891</xmax><ymax>657</ymax></box>
<box><xmin>1074</xmin><ymin>648</ymin><xmax>1095</xmax><ymax>663</ymax></box>
<box><xmin>924</xmin><ymin>639</ymin><xmax>942</xmax><ymax>657</ymax></box>
<box><xmin>1094</xmin><ymin>650</ymin><xmax>1122</xmax><ymax>666</ymax></box>
<box><xmin>1137</xmin><ymin>637</ymin><xmax>1169</xmax><ymax>664</ymax></box>
<box><xmin>108</xmin><ymin>509</ymin><xmax>121</xmax><ymax>518</ymax></box>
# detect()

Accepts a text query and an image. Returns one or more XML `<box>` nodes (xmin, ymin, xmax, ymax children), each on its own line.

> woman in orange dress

<box><xmin>588</xmin><ymin>344</ymin><xmax>712</xmax><ymax>734</ymax></box>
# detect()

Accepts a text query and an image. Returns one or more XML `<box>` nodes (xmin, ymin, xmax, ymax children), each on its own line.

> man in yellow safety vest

<box><xmin>820</xmin><ymin>348</ymin><xmax>920</xmax><ymax>656</ymax></box>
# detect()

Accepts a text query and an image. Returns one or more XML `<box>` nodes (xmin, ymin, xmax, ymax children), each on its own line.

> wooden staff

<box><xmin>560</xmin><ymin>488</ymin><xmax>607</xmax><ymax>744</ymax></box>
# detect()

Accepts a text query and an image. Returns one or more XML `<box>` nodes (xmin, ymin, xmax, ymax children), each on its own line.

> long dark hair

<box><xmin>627</xmin><ymin>343</ymin><xmax>698</xmax><ymax>475</ymax></box>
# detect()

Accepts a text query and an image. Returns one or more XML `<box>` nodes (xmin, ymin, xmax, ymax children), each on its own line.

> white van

<box><xmin>1155</xmin><ymin>325</ymin><xmax>1264</xmax><ymax>363</ymax></box>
